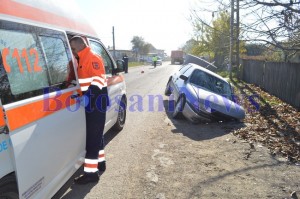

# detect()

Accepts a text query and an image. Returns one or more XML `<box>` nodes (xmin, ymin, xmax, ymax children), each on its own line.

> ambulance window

<box><xmin>0</xmin><ymin>20</ymin><xmax>73</xmax><ymax>105</ymax></box>
<box><xmin>39</xmin><ymin>36</ymin><xmax>71</xmax><ymax>86</ymax></box>
<box><xmin>89</xmin><ymin>40</ymin><xmax>113</xmax><ymax>75</ymax></box>
<box><xmin>0</xmin><ymin>54</ymin><xmax>11</xmax><ymax>103</ymax></box>
<box><xmin>0</xmin><ymin>29</ymin><xmax>49</xmax><ymax>96</ymax></box>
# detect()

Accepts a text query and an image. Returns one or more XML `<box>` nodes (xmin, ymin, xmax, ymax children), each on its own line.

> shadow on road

<box><xmin>53</xmin><ymin>165</ymin><xmax>108</xmax><ymax>199</ymax></box>
<box><xmin>163</xmin><ymin>100</ymin><xmax>245</xmax><ymax>141</ymax></box>
<box><xmin>104</xmin><ymin>128</ymin><xmax>122</xmax><ymax>145</ymax></box>
<box><xmin>52</xmin><ymin>129</ymin><xmax>122</xmax><ymax>199</ymax></box>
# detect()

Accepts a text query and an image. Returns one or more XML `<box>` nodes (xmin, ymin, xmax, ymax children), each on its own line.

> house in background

<box><xmin>108</xmin><ymin>47</ymin><xmax>166</xmax><ymax>62</ymax></box>
<box><xmin>108</xmin><ymin>48</ymin><xmax>135</xmax><ymax>61</ymax></box>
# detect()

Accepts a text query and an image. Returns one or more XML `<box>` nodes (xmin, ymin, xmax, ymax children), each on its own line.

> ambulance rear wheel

<box><xmin>0</xmin><ymin>174</ymin><xmax>19</xmax><ymax>199</ymax></box>
<box><xmin>113</xmin><ymin>97</ymin><xmax>126</xmax><ymax>131</ymax></box>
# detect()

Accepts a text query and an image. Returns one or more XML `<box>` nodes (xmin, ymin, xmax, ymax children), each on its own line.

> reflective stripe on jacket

<box><xmin>77</xmin><ymin>47</ymin><xmax>107</xmax><ymax>91</ymax></box>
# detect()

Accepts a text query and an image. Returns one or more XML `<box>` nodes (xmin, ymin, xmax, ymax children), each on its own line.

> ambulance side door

<box><xmin>88</xmin><ymin>39</ymin><xmax>119</xmax><ymax>130</ymax></box>
<box><xmin>0</xmin><ymin>20</ymin><xmax>86</xmax><ymax>198</ymax></box>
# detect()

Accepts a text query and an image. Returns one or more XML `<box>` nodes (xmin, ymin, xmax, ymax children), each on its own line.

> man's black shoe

<box><xmin>98</xmin><ymin>161</ymin><xmax>106</xmax><ymax>172</ymax></box>
<box><xmin>74</xmin><ymin>172</ymin><xmax>99</xmax><ymax>185</ymax></box>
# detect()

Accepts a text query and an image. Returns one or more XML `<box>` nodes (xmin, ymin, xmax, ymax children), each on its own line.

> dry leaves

<box><xmin>232</xmin><ymin>82</ymin><xmax>300</xmax><ymax>163</ymax></box>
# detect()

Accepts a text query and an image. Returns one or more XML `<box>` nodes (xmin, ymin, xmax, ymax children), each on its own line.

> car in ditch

<box><xmin>165</xmin><ymin>63</ymin><xmax>245</xmax><ymax>123</ymax></box>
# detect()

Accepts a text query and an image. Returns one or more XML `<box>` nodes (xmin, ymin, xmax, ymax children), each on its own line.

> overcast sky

<box><xmin>74</xmin><ymin>0</ymin><xmax>201</xmax><ymax>54</ymax></box>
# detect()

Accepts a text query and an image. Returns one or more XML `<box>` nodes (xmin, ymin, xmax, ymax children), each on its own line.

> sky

<box><xmin>74</xmin><ymin>0</ymin><xmax>199</xmax><ymax>55</ymax></box>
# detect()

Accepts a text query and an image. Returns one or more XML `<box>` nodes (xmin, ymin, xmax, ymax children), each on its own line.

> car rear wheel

<box><xmin>0</xmin><ymin>174</ymin><xmax>19</xmax><ymax>199</ymax></box>
<box><xmin>112</xmin><ymin>97</ymin><xmax>126</xmax><ymax>131</ymax></box>
<box><xmin>173</xmin><ymin>95</ymin><xmax>185</xmax><ymax>119</ymax></box>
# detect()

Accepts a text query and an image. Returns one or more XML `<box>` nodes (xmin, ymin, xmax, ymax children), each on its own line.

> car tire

<box><xmin>165</xmin><ymin>80</ymin><xmax>172</xmax><ymax>96</ymax></box>
<box><xmin>112</xmin><ymin>97</ymin><xmax>127</xmax><ymax>131</ymax></box>
<box><xmin>0</xmin><ymin>174</ymin><xmax>19</xmax><ymax>199</ymax></box>
<box><xmin>173</xmin><ymin>95</ymin><xmax>185</xmax><ymax>119</ymax></box>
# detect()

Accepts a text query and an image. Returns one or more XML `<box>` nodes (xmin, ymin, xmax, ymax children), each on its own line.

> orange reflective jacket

<box><xmin>77</xmin><ymin>47</ymin><xmax>107</xmax><ymax>92</ymax></box>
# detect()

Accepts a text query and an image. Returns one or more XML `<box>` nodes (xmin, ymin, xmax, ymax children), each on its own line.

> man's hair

<box><xmin>69</xmin><ymin>36</ymin><xmax>86</xmax><ymax>45</ymax></box>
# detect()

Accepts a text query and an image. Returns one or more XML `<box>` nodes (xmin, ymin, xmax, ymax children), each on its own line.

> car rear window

<box><xmin>190</xmin><ymin>69</ymin><xmax>232</xmax><ymax>97</ymax></box>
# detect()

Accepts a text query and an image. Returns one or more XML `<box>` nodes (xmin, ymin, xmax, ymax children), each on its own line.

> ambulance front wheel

<box><xmin>113</xmin><ymin>97</ymin><xmax>127</xmax><ymax>131</ymax></box>
<box><xmin>0</xmin><ymin>173</ymin><xmax>19</xmax><ymax>199</ymax></box>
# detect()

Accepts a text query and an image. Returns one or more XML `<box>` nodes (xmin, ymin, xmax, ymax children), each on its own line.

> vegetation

<box><xmin>128</xmin><ymin>62</ymin><xmax>143</xmax><ymax>67</ymax></box>
<box><xmin>183</xmin><ymin>11</ymin><xmax>246</xmax><ymax>67</ymax></box>
<box><xmin>131</xmin><ymin>36</ymin><xmax>155</xmax><ymax>56</ymax></box>
<box><xmin>185</xmin><ymin>0</ymin><xmax>300</xmax><ymax>63</ymax></box>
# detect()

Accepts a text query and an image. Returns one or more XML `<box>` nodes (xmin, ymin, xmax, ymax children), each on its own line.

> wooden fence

<box><xmin>239</xmin><ymin>60</ymin><xmax>300</xmax><ymax>109</ymax></box>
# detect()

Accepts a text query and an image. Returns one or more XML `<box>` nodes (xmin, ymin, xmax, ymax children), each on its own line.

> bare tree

<box><xmin>190</xmin><ymin>0</ymin><xmax>300</xmax><ymax>60</ymax></box>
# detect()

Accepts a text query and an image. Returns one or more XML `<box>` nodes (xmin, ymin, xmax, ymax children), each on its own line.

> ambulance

<box><xmin>0</xmin><ymin>0</ymin><xmax>127</xmax><ymax>198</ymax></box>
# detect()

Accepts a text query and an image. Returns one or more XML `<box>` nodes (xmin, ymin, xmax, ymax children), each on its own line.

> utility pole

<box><xmin>236</xmin><ymin>0</ymin><xmax>240</xmax><ymax>70</ymax></box>
<box><xmin>229</xmin><ymin>0</ymin><xmax>240</xmax><ymax>79</ymax></box>
<box><xmin>112</xmin><ymin>26</ymin><xmax>116</xmax><ymax>59</ymax></box>
<box><xmin>229</xmin><ymin>0</ymin><xmax>234</xmax><ymax>79</ymax></box>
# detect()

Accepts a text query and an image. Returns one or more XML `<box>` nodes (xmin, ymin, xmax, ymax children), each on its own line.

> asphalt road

<box><xmin>57</xmin><ymin>62</ymin><xmax>179</xmax><ymax>198</ymax></box>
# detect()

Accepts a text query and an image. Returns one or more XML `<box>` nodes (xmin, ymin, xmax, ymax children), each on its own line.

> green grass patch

<box><xmin>128</xmin><ymin>62</ymin><xmax>143</xmax><ymax>67</ymax></box>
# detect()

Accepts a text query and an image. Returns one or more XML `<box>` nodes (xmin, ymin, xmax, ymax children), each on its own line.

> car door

<box><xmin>172</xmin><ymin>64</ymin><xmax>193</xmax><ymax>101</ymax></box>
<box><xmin>0</xmin><ymin>20</ymin><xmax>85</xmax><ymax>198</ymax></box>
<box><xmin>88</xmin><ymin>39</ymin><xmax>120</xmax><ymax>132</ymax></box>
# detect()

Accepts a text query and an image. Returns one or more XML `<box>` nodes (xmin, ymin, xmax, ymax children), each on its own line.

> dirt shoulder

<box><xmin>124</xmin><ymin>104</ymin><xmax>300</xmax><ymax>199</ymax></box>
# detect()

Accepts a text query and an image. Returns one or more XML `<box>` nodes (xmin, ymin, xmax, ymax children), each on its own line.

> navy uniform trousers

<box><xmin>84</xmin><ymin>86</ymin><xmax>109</xmax><ymax>171</ymax></box>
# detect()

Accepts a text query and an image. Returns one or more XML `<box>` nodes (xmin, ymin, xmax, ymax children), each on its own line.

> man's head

<box><xmin>69</xmin><ymin>36</ymin><xmax>87</xmax><ymax>57</ymax></box>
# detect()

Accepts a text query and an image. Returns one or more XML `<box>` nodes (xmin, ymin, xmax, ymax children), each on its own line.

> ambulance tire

<box><xmin>113</xmin><ymin>97</ymin><xmax>126</xmax><ymax>131</ymax></box>
<box><xmin>0</xmin><ymin>173</ymin><xmax>19</xmax><ymax>199</ymax></box>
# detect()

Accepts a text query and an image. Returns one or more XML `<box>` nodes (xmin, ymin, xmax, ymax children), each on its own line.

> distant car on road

<box><xmin>165</xmin><ymin>63</ymin><xmax>245</xmax><ymax>123</ymax></box>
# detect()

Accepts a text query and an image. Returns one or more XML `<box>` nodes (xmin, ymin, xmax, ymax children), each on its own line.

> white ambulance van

<box><xmin>0</xmin><ymin>0</ymin><xmax>127</xmax><ymax>198</ymax></box>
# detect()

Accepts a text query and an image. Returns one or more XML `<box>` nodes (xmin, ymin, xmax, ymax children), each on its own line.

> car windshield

<box><xmin>189</xmin><ymin>69</ymin><xmax>232</xmax><ymax>97</ymax></box>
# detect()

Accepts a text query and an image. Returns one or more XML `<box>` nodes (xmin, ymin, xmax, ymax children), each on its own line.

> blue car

<box><xmin>165</xmin><ymin>63</ymin><xmax>245</xmax><ymax>123</ymax></box>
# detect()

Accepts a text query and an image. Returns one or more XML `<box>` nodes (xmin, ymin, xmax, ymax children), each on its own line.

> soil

<box><xmin>121</xmin><ymin>105</ymin><xmax>300</xmax><ymax>199</ymax></box>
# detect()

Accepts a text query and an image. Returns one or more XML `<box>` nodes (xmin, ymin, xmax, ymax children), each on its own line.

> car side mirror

<box><xmin>179</xmin><ymin>75</ymin><xmax>188</xmax><ymax>82</ymax></box>
<box><xmin>114</xmin><ymin>60</ymin><xmax>125</xmax><ymax>73</ymax></box>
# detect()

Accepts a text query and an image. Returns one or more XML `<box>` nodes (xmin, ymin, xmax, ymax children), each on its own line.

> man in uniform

<box><xmin>122</xmin><ymin>53</ymin><xmax>129</xmax><ymax>73</ymax></box>
<box><xmin>152</xmin><ymin>55</ymin><xmax>157</xmax><ymax>68</ymax></box>
<box><xmin>69</xmin><ymin>36</ymin><xmax>108</xmax><ymax>184</ymax></box>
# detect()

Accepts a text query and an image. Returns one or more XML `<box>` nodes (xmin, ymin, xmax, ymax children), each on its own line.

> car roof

<box><xmin>187</xmin><ymin>63</ymin><xmax>229</xmax><ymax>83</ymax></box>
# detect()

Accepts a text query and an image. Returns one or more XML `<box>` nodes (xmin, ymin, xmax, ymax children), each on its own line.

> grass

<box><xmin>128</xmin><ymin>62</ymin><xmax>144</xmax><ymax>67</ymax></box>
